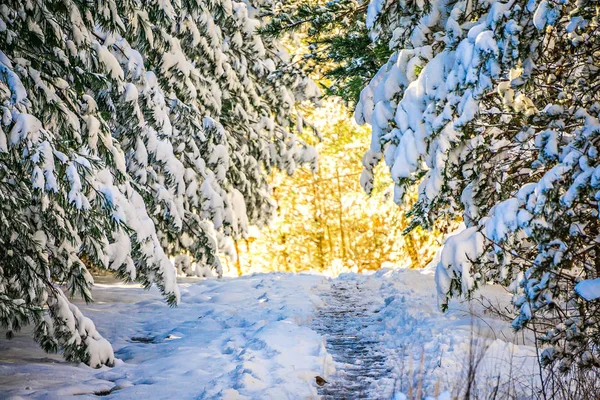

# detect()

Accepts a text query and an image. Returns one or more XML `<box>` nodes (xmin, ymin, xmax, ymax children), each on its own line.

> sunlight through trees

<box><xmin>233</xmin><ymin>98</ymin><xmax>449</xmax><ymax>274</ymax></box>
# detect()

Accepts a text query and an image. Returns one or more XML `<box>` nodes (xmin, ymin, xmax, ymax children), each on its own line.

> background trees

<box><xmin>247</xmin><ymin>0</ymin><xmax>448</xmax><ymax>275</ymax></box>
<box><xmin>237</xmin><ymin>98</ymin><xmax>446</xmax><ymax>274</ymax></box>
<box><xmin>0</xmin><ymin>0</ymin><xmax>317</xmax><ymax>366</ymax></box>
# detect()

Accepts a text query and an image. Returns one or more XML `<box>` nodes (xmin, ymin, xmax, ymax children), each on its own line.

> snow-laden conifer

<box><xmin>357</xmin><ymin>0</ymin><xmax>600</xmax><ymax>371</ymax></box>
<box><xmin>0</xmin><ymin>0</ymin><xmax>318</xmax><ymax>366</ymax></box>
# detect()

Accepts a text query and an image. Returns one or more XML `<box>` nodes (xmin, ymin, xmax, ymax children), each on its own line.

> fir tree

<box><xmin>0</xmin><ymin>0</ymin><xmax>317</xmax><ymax>366</ymax></box>
<box><xmin>357</xmin><ymin>0</ymin><xmax>600</xmax><ymax>373</ymax></box>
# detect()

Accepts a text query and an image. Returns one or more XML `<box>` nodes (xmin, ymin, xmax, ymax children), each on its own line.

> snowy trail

<box><xmin>0</xmin><ymin>270</ymin><xmax>541</xmax><ymax>399</ymax></box>
<box><xmin>313</xmin><ymin>279</ymin><xmax>395</xmax><ymax>399</ymax></box>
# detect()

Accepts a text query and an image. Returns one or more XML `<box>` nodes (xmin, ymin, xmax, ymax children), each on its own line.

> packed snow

<box><xmin>0</xmin><ymin>268</ymin><xmax>540</xmax><ymax>399</ymax></box>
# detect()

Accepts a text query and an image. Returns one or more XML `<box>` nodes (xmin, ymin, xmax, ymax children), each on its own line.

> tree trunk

<box><xmin>233</xmin><ymin>240</ymin><xmax>243</xmax><ymax>276</ymax></box>
<box><xmin>312</xmin><ymin>175</ymin><xmax>326</xmax><ymax>270</ymax></box>
<box><xmin>336</xmin><ymin>168</ymin><xmax>347</xmax><ymax>264</ymax></box>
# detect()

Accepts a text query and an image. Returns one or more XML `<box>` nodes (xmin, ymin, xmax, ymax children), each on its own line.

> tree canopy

<box><xmin>261</xmin><ymin>0</ymin><xmax>392</xmax><ymax>104</ymax></box>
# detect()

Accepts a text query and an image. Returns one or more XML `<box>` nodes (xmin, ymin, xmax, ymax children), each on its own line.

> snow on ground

<box><xmin>0</xmin><ymin>269</ymin><xmax>540</xmax><ymax>399</ymax></box>
<box><xmin>340</xmin><ymin>269</ymin><xmax>540</xmax><ymax>399</ymax></box>
<box><xmin>0</xmin><ymin>274</ymin><xmax>330</xmax><ymax>399</ymax></box>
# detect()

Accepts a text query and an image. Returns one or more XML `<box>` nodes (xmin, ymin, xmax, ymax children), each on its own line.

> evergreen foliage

<box><xmin>0</xmin><ymin>0</ymin><xmax>317</xmax><ymax>366</ymax></box>
<box><xmin>357</xmin><ymin>0</ymin><xmax>600</xmax><ymax>373</ymax></box>
<box><xmin>260</xmin><ymin>0</ymin><xmax>392</xmax><ymax>104</ymax></box>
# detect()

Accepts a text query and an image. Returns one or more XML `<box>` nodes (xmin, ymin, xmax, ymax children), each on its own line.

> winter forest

<box><xmin>0</xmin><ymin>0</ymin><xmax>599</xmax><ymax>398</ymax></box>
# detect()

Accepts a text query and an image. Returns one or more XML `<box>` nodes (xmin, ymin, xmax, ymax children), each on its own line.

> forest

<box><xmin>0</xmin><ymin>0</ymin><xmax>599</xmax><ymax>399</ymax></box>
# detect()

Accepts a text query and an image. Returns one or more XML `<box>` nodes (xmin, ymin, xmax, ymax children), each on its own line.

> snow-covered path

<box><xmin>0</xmin><ymin>274</ymin><xmax>330</xmax><ymax>399</ymax></box>
<box><xmin>0</xmin><ymin>269</ymin><xmax>541</xmax><ymax>399</ymax></box>
<box><xmin>312</xmin><ymin>270</ymin><xmax>540</xmax><ymax>399</ymax></box>
<box><xmin>313</xmin><ymin>279</ymin><xmax>395</xmax><ymax>399</ymax></box>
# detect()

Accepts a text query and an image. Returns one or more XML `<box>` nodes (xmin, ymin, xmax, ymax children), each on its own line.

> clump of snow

<box><xmin>436</xmin><ymin>226</ymin><xmax>485</xmax><ymax>307</ymax></box>
<box><xmin>575</xmin><ymin>278</ymin><xmax>600</xmax><ymax>301</ymax></box>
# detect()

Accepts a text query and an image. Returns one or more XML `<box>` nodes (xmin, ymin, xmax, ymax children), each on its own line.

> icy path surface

<box><xmin>0</xmin><ymin>269</ymin><xmax>541</xmax><ymax>399</ymax></box>
<box><xmin>313</xmin><ymin>279</ymin><xmax>394</xmax><ymax>399</ymax></box>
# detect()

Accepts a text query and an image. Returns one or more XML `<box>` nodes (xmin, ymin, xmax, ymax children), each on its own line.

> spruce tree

<box><xmin>357</xmin><ymin>0</ymin><xmax>600</xmax><ymax>373</ymax></box>
<box><xmin>0</xmin><ymin>0</ymin><xmax>317</xmax><ymax>366</ymax></box>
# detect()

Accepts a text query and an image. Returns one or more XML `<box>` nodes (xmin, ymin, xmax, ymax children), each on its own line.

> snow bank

<box><xmin>0</xmin><ymin>274</ymin><xmax>329</xmax><ymax>399</ymax></box>
<box><xmin>575</xmin><ymin>278</ymin><xmax>600</xmax><ymax>301</ymax></box>
<box><xmin>343</xmin><ymin>268</ymin><xmax>540</xmax><ymax>398</ymax></box>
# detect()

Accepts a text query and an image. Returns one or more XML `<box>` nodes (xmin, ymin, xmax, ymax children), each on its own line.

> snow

<box><xmin>533</xmin><ymin>0</ymin><xmax>557</xmax><ymax>30</ymax></box>
<box><xmin>575</xmin><ymin>278</ymin><xmax>600</xmax><ymax>301</ymax></box>
<box><xmin>366</xmin><ymin>0</ymin><xmax>387</xmax><ymax>30</ymax></box>
<box><xmin>0</xmin><ymin>274</ymin><xmax>328</xmax><ymax>399</ymax></box>
<box><xmin>337</xmin><ymin>268</ymin><xmax>539</xmax><ymax>399</ymax></box>
<box><xmin>34</xmin><ymin>140</ymin><xmax>58</xmax><ymax>192</ymax></box>
<box><xmin>229</xmin><ymin>188</ymin><xmax>249</xmax><ymax>237</ymax></box>
<box><xmin>123</xmin><ymin>83</ymin><xmax>139</xmax><ymax>102</ymax></box>
<box><xmin>9</xmin><ymin>113</ymin><xmax>43</xmax><ymax>145</ymax></box>
<box><xmin>66</xmin><ymin>162</ymin><xmax>90</xmax><ymax>210</ymax></box>
<box><xmin>437</xmin><ymin>226</ymin><xmax>485</xmax><ymax>302</ymax></box>
<box><xmin>0</xmin><ymin>270</ymin><xmax>540</xmax><ymax>399</ymax></box>
<box><xmin>0</xmin><ymin>52</ymin><xmax>27</xmax><ymax>105</ymax></box>
<box><xmin>93</xmin><ymin>42</ymin><xmax>124</xmax><ymax>81</ymax></box>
